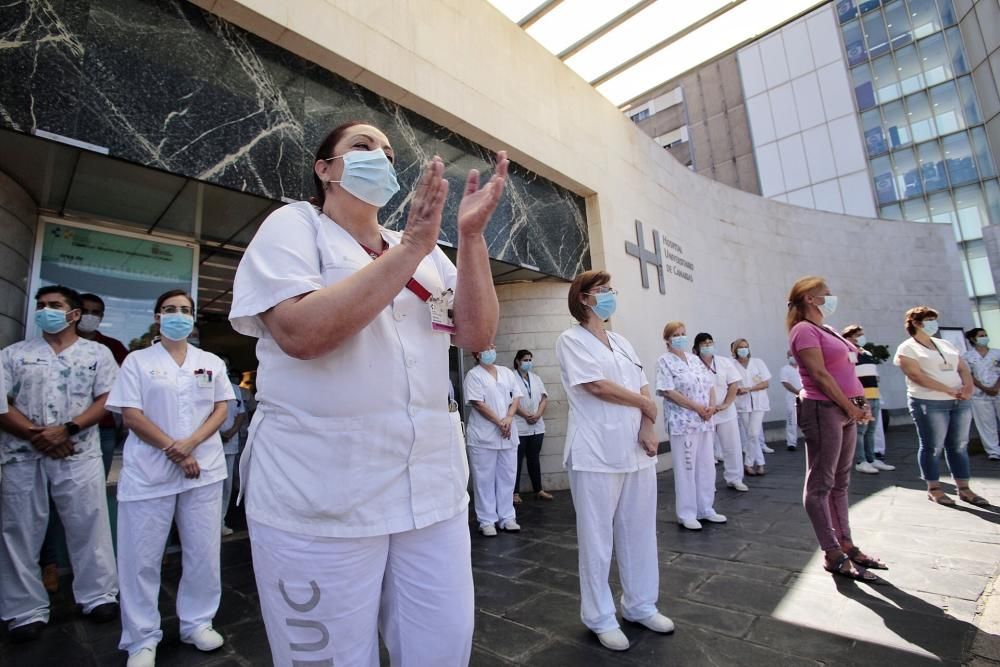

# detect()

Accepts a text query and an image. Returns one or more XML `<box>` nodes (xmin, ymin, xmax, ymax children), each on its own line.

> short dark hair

<box><xmin>905</xmin><ymin>306</ymin><xmax>938</xmax><ymax>336</ymax></box>
<box><xmin>155</xmin><ymin>289</ymin><xmax>195</xmax><ymax>314</ymax></box>
<box><xmin>841</xmin><ymin>324</ymin><xmax>863</xmax><ymax>339</ymax></box>
<box><xmin>513</xmin><ymin>349</ymin><xmax>533</xmax><ymax>369</ymax></box>
<box><xmin>35</xmin><ymin>285</ymin><xmax>82</xmax><ymax>311</ymax></box>
<box><xmin>965</xmin><ymin>327</ymin><xmax>987</xmax><ymax>344</ymax></box>
<box><xmin>79</xmin><ymin>293</ymin><xmax>106</xmax><ymax>312</ymax></box>
<box><xmin>693</xmin><ymin>332</ymin><xmax>713</xmax><ymax>349</ymax></box>
<box><xmin>567</xmin><ymin>270</ymin><xmax>611</xmax><ymax>323</ymax></box>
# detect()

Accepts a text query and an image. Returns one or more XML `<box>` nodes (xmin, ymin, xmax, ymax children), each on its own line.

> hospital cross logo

<box><xmin>625</xmin><ymin>219</ymin><xmax>666</xmax><ymax>294</ymax></box>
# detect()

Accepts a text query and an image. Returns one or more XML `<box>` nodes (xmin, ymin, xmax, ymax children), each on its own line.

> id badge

<box><xmin>197</xmin><ymin>372</ymin><xmax>213</xmax><ymax>388</ymax></box>
<box><xmin>940</xmin><ymin>362</ymin><xmax>954</xmax><ymax>372</ymax></box>
<box><xmin>848</xmin><ymin>352</ymin><xmax>858</xmax><ymax>364</ymax></box>
<box><xmin>429</xmin><ymin>289</ymin><xmax>456</xmax><ymax>334</ymax></box>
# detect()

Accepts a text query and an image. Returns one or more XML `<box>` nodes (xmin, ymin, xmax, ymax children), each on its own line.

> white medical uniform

<box><xmin>963</xmin><ymin>348</ymin><xmax>1000</xmax><ymax>457</ymax></box>
<box><xmin>704</xmin><ymin>355</ymin><xmax>743</xmax><ymax>485</ymax></box>
<box><xmin>0</xmin><ymin>337</ymin><xmax>119</xmax><ymax>630</ymax></box>
<box><xmin>779</xmin><ymin>364</ymin><xmax>802</xmax><ymax>449</ymax></box>
<box><xmin>512</xmin><ymin>371</ymin><xmax>547</xmax><ymax>437</ymax></box>
<box><xmin>220</xmin><ymin>381</ymin><xmax>245</xmax><ymax>525</ymax></box>
<box><xmin>0</xmin><ymin>371</ymin><xmax>7</xmax><ymax>485</ymax></box>
<box><xmin>555</xmin><ymin>325</ymin><xmax>660</xmax><ymax>634</ymax></box>
<box><xmin>657</xmin><ymin>351</ymin><xmax>719</xmax><ymax>523</ymax></box>
<box><xmin>105</xmin><ymin>342</ymin><xmax>233</xmax><ymax>655</ymax></box>
<box><xmin>464</xmin><ymin>363</ymin><xmax>523</xmax><ymax>526</ymax></box>
<box><xmin>734</xmin><ymin>357</ymin><xmax>771</xmax><ymax>467</ymax></box>
<box><xmin>229</xmin><ymin>201</ymin><xmax>473</xmax><ymax>667</ymax></box>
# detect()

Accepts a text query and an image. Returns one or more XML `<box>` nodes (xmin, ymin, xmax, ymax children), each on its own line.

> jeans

<box><xmin>907</xmin><ymin>397</ymin><xmax>972</xmax><ymax>482</ymax></box>
<box><xmin>516</xmin><ymin>433</ymin><xmax>544</xmax><ymax>493</ymax></box>
<box><xmin>798</xmin><ymin>398</ymin><xmax>855</xmax><ymax>552</ymax></box>
<box><xmin>855</xmin><ymin>398</ymin><xmax>880</xmax><ymax>464</ymax></box>
<box><xmin>99</xmin><ymin>426</ymin><xmax>118</xmax><ymax>478</ymax></box>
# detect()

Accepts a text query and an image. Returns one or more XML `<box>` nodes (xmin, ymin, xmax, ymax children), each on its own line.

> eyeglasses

<box><xmin>585</xmin><ymin>287</ymin><xmax>617</xmax><ymax>296</ymax></box>
<box><xmin>160</xmin><ymin>306</ymin><xmax>193</xmax><ymax>315</ymax></box>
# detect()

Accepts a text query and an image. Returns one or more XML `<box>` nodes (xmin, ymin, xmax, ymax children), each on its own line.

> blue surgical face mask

<box><xmin>160</xmin><ymin>313</ymin><xmax>195</xmax><ymax>341</ymax></box>
<box><xmin>35</xmin><ymin>307</ymin><xmax>72</xmax><ymax>334</ymax></box>
<box><xmin>736</xmin><ymin>347</ymin><xmax>750</xmax><ymax>358</ymax></box>
<box><xmin>670</xmin><ymin>335</ymin><xmax>689</xmax><ymax>350</ymax></box>
<box><xmin>519</xmin><ymin>360</ymin><xmax>533</xmax><ymax>372</ymax></box>
<box><xmin>818</xmin><ymin>295</ymin><xmax>838</xmax><ymax>318</ymax></box>
<box><xmin>479</xmin><ymin>349</ymin><xmax>497</xmax><ymax>365</ymax></box>
<box><xmin>328</xmin><ymin>149</ymin><xmax>400</xmax><ymax>207</ymax></box>
<box><xmin>922</xmin><ymin>319</ymin><xmax>939</xmax><ymax>336</ymax></box>
<box><xmin>590</xmin><ymin>292</ymin><xmax>617</xmax><ymax>321</ymax></box>
<box><xmin>977</xmin><ymin>336</ymin><xmax>990</xmax><ymax>347</ymax></box>
<box><xmin>699</xmin><ymin>345</ymin><xmax>715</xmax><ymax>357</ymax></box>
<box><xmin>856</xmin><ymin>335</ymin><xmax>867</xmax><ymax>347</ymax></box>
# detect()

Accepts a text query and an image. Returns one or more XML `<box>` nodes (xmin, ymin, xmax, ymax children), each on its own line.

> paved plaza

<box><xmin>2</xmin><ymin>425</ymin><xmax>999</xmax><ymax>666</ymax></box>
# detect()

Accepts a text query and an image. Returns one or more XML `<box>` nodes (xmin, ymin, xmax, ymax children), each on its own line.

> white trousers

<box><xmin>738</xmin><ymin>411</ymin><xmax>766</xmax><ymax>467</ymax></box>
<box><xmin>785</xmin><ymin>395</ymin><xmax>799</xmax><ymax>448</ymax></box>
<box><xmin>670</xmin><ymin>431</ymin><xmax>718</xmax><ymax>522</ymax></box>
<box><xmin>971</xmin><ymin>398</ymin><xmax>1000</xmax><ymax>456</ymax></box>
<box><xmin>714</xmin><ymin>419</ymin><xmax>744</xmax><ymax>485</ymax></box>
<box><xmin>249</xmin><ymin>510</ymin><xmax>474</xmax><ymax>667</ymax></box>
<box><xmin>0</xmin><ymin>456</ymin><xmax>118</xmax><ymax>628</ymax></box>
<box><xmin>569</xmin><ymin>466</ymin><xmax>659</xmax><ymax>633</ymax></box>
<box><xmin>222</xmin><ymin>453</ymin><xmax>237</xmax><ymax>526</ymax></box>
<box><xmin>117</xmin><ymin>481</ymin><xmax>223</xmax><ymax>654</ymax></box>
<box><xmin>874</xmin><ymin>406</ymin><xmax>887</xmax><ymax>455</ymax></box>
<box><xmin>467</xmin><ymin>446</ymin><xmax>516</xmax><ymax>526</ymax></box>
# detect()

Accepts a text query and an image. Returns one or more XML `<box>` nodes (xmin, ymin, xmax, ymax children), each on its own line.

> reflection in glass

<box><xmin>858</xmin><ymin>0</ymin><xmax>881</xmax><ymax>13</ymax></box>
<box><xmin>885</xmin><ymin>1</ymin><xmax>913</xmax><ymax>48</ymax></box>
<box><xmin>905</xmin><ymin>91</ymin><xmax>936</xmax><ymax>142</ymax></box>
<box><xmin>851</xmin><ymin>63</ymin><xmax>877</xmax><ymax>110</ymax></box>
<box><xmin>862</xmin><ymin>109</ymin><xmax>888</xmax><ymax>156</ymax></box>
<box><xmin>843</xmin><ymin>20</ymin><xmax>868</xmax><ymax>65</ymax></box>
<box><xmin>895</xmin><ymin>45</ymin><xmax>924</xmax><ymax>95</ymax></box>
<box><xmin>872</xmin><ymin>54</ymin><xmax>901</xmax><ymax>103</ymax></box>
<box><xmin>957</xmin><ymin>76</ymin><xmax>982</xmax><ymax>125</ymax></box>
<box><xmin>965</xmin><ymin>240</ymin><xmax>996</xmax><ymax>297</ymax></box>
<box><xmin>929</xmin><ymin>80</ymin><xmax>963</xmax><ymax>134</ymax></box>
<box><xmin>882</xmin><ymin>100</ymin><xmax>911</xmax><ymax>147</ymax></box>
<box><xmin>918</xmin><ymin>140</ymin><xmax>949</xmax><ymax>192</ymax></box>
<box><xmin>918</xmin><ymin>33</ymin><xmax>951</xmax><ymax>86</ymax></box>
<box><xmin>944</xmin><ymin>27</ymin><xmax>969</xmax><ymax>76</ymax></box>
<box><xmin>837</xmin><ymin>0</ymin><xmax>858</xmax><ymax>23</ymax></box>
<box><xmin>893</xmin><ymin>148</ymin><xmax>923</xmax><ymax>198</ymax></box>
<box><xmin>907</xmin><ymin>0</ymin><xmax>940</xmax><ymax>38</ymax></box>
<box><xmin>942</xmin><ymin>132</ymin><xmax>978</xmax><ymax>186</ymax></box>
<box><xmin>936</xmin><ymin>0</ymin><xmax>957</xmax><ymax>26</ymax></box>
<box><xmin>863</xmin><ymin>11</ymin><xmax>891</xmax><ymax>58</ymax></box>
<box><xmin>985</xmin><ymin>180</ymin><xmax>1000</xmax><ymax>225</ymax></box>
<box><xmin>903</xmin><ymin>196</ymin><xmax>930</xmax><ymax>221</ymax></box>
<box><xmin>954</xmin><ymin>184</ymin><xmax>987</xmax><ymax>241</ymax></box>
<box><xmin>972</xmin><ymin>127</ymin><xmax>998</xmax><ymax>180</ymax></box>
<box><xmin>872</xmin><ymin>155</ymin><xmax>897</xmax><ymax>203</ymax></box>
<box><xmin>880</xmin><ymin>204</ymin><xmax>904</xmax><ymax>219</ymax></box>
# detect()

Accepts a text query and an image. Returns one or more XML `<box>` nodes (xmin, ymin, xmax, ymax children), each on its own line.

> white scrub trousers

<box><xmin>569</xmin><ymin>466</ymin><xmax>659</xmax><ymax>634</ymax></box>
<box><xmin>467</xmin><ymin>446</ymin><xmax>516</xmax><ymax>527</ymax></box>
<box><xmin>0</xmin><ymin>456</ymin><xmax>118</xmax><ymax>629</ymax></box>
<box><xmin>249</xmin><ymin>509</ymin><xmax>474</xmax><ymax>667</ymax></box>
<box><xmin>971</xmin><ymin>397</ymin><xmax>1000</xmax><ymax>457</ymax></box>
<box><xmin>117</xmin><ymin>481</ymin><xmax>223</xmax><ymax>655</ymax></box>
<box><xmin>670</xmin><ymin>431</ymin><xmax>718</xmax><ymax>522</ymax></box>
<box><xmin>785</xmin><ymin>395</ymin><xmax>799</xmax><ymax>448</ymax></box>
<box><xmin>714</xmin><ymin>419</ymin><xmax>744</xmax><ymax>485</ymax></box>
<box><xmin>738</xmin><ymin>411</ymin><xmax>766</xmax><ymax>467</ymax></box>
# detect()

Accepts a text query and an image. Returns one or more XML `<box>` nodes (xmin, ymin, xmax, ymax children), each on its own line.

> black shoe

<box><xmin>87</xmin><ymin>602</ymin><xmax>119</xmax><ymax>623</ymax></box>
<box><xmin>9</xmin><ymin>621</ymin><xmax>45</xmax><ymax>643</ymax></box>
<box><xmin>874</xmin><ymin>452</ymin><xmax>884</xmax><ymax>460</ymax></box>
<box><xmin>787</xmin><ymin>445</ymin><xmax>797</xmax><ymax>451</ymax></box>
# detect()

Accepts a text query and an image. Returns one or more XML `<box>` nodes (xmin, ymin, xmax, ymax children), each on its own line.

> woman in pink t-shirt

<box><xmin>786</xmin><ymin>276</ymin><xmax>886</xmax><ymax>583</ymax></box>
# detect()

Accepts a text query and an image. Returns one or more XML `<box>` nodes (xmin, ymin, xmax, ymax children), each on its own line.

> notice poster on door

<box><xmin>36</xmin><ymin>221</ymin><xmax>196</xmax><ymax>348</ymax></box>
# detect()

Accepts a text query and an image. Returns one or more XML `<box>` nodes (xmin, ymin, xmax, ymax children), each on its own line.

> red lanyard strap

<box><xmin>358</xmin><ymin>238</ymin><xmax>432</xmax><ymax>302</ymax></box>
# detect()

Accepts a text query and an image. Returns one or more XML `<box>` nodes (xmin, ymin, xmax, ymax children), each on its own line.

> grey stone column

<box><xmin>0</xmin><ymin>171</ymin><xmax>38</xmax><ymax>347</ymax></box>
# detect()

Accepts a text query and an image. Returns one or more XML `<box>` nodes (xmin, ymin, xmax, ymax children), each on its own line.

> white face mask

<box><xmin>78</xmin><ymin>314</ymin><xmax>102</xmax><ymax>333</ymax></box>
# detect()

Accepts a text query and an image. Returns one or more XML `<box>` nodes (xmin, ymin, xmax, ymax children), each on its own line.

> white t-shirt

<box><xmin>894</xmin><ymin>337</ymin><xmax>963</xmax><ymax>401</ymax></box>
<box><xmin>733</xmin><ymin>357</ymin><xmax>772</xmax><ymax>412</ymax></box>
<box><xmin>464</xmin><ymin>364</ymin><xmax>523</xmax><ymax>448</ymax></box>
<box><xmin>106</xmin><ymin>343</ymin><xmax>234</xmax><ymax>501</ymax></box>
<box><xmin>512</xmin><ymin>370</ymin><xmax>547</xmax><ymax>436</ymax></box>
<box><xmin>555</xmin><ymin>325</ymin><xmax>655</xmax><ymax>473</ymax></box>
<box><xmin>701</xmin><ymin>355</ymin><xmax>740</xmax><ymax>425</ymax></box>
<box><xmin>779</xmin><ymin>364</ymin><xmax>802</xmax><ymax>404</ymax></box>
<box><xmin>220</xmin><ymin>381</ymin><xmax>245</xmax><ymax>455</ymax></box>
<box><xmin>229</xmin><ymin>201</ymin><xmax>466</xmax><ymax>538</ymax></box>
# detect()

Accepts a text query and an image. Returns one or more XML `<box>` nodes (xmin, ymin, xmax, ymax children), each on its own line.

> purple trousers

<box><xmin>798</xmin><ymin>398</ymin><xmax>856</xmax><ymax>552</ymax></box>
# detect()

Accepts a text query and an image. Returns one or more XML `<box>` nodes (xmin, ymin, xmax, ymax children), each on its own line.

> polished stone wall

<box><xmin>0</xmin><ymin>0</ymin><xmax>589</xmax><ymax>278</ymax></box>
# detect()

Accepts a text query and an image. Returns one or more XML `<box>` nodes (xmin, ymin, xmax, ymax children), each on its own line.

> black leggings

<box><xmin>516</xmin><ymin>433</ymin><xmax>545</xmax><ymax>493</ymax></box>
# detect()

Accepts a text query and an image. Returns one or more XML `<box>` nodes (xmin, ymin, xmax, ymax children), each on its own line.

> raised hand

<box><xmin>457</xmin><ymin>151</ymin><xmax>509</xmax><ymax>237</ymax></box>
<box><xmin>400</xmin><ymin>156</ymin><xmax>449</xmax><ymax>257</ymax></box>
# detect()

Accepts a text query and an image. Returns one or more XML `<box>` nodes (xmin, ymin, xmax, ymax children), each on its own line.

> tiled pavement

<box><xmin>2</xmin><ymin>425</ymin><xmax>999</xmax><ymax>665</ymax></box>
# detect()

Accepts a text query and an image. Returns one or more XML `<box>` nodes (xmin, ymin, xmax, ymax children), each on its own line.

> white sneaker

<box><xmin>680</xmin><ymin>519</ymin><xmax>702</xmax><ymax>530</ymax></box>
<box><xmin>127</xmin><ymin>647</ymin><xmax>156</xmax><ymax>667</ymax></box>
<box><xmin>220</xmin><ymin>525</ymin><xmax>234</xmax><ymax>536</ymax></box>
<box><xmin>762</xmin><ymin>445</ymin><xmax>775</xmax><ymax>454</ymax></box>
<box><xmin>479</xmin><ymin>523</ymin><xmax>497</xmax><ymax>537</ymax></box>
<box><xmin>870</xmin><ymin>460</ymin><xmax>895</xmax><ymax>471</ymax></box>
<box><xmin>596</xmin><ymin>628</ymin><xmax>630</xmax><ymax>651</ymax></box>
<box><xmin>181</xmin><ymin>627</ymin><xmax>224</xmax><ymax>652</ymax></box>
<box><xmin>632</xmin><ymin>612</ymin><xmax>675</xmax><ymax>634</ymax></box>
<box><xmin>855</xmin><ymin>461</ymin><xmax>879</xmax><ymax>474</ymax></box>
<box><xmin>988</xmin><ymin>454</ymin><xmax>1000</xmax><ymax>461</ymax></box>
<box><xmin>700</xmin><ymin>513</ymin><xmax>727</xmax><ymax>523</ymax></box>
<box><xmin>727</xmin><ymin>482</ymin><xmax>749</xmax><ymax>492</ymax></box>
<box><xmin>499</xmin><ymin>519</ymin><xmax>521</xmax><ymax>532</ymax></box>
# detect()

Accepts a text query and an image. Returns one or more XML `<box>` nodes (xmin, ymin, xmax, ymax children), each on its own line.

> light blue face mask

<box><xmin>736</xmin><ymin>347</ymin><xmax>750</xmax><ymax>358</ymax></box>
<box><xmin>922</xmin><ymin>319</ymin><xmax>939</xmax><ymax>336</ymax></box>
<box><xmin>670</xmin><ymin>335</ymin><xmax>689</xmax><ymax>350</ymax></box>
<box><xmin>160</xmin><ymin>313</ymin><xmax>195</xmax><ymax>341</ymax></box>
<box><xmin>328</xmin><ymin>149</ymin><xmax>400</xmax><ymax>207</ymax></box>
<box><xmin>520</xmin><ymin>360</ymin><xmax>533</xmax><ymax>372</ymax></box>
<box><xmin>479</xmin><ymin>349</ymin><xmax>497</xmax><ymax>365</ymax></box>
<box><xmin>590</xmin><ymin>292</ymin><xmax>617</xmax><ymax>320</ymax></box>
<box><xmin>35</xmin><ymin>308</ymin><xmax>72</xmax><ymax>334</ymax></box>
<box><xmin>977</xmin><ymin>336</ymin><xmax>990</xmax><ymax>347</ymax></box>
<box><xmin>818</xmin><ymin>295</ymin><xmax>838</xmax><ymax>318</ymax></box>
<box><xmin>699</xmin><ymin>345</ymin><xmax>715</xmax><ymax>357</ymax></box>
<box><xmin>856</xmin><ymin>335</ymin><xmax>867</xmax><ymax>347</ymax></box>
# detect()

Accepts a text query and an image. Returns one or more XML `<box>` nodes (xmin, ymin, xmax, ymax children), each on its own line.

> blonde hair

<box><xmin>730</xmin><ymin>338</ymin><xmax>750</xmax><ymax>358</ymax></box>
<box><xmin>786</xmin><ymin>276</ymin><xmax>827</xmax><ymax>331</ymax></box>
<box><xmin>662</xmin><ymin>321</ymin><xmax>685</xmax><ymax>341</ymax></box>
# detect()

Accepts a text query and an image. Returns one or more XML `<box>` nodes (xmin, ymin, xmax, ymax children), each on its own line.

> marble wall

<box><xmin>0</xmin><ymin>0</ymin><xmax>589</xmax><ymax>278</ymax></box>
<box><xmin>0</xmin><ymin>172</ymin><xmax>37</xmax><ymax>348</ymax></box>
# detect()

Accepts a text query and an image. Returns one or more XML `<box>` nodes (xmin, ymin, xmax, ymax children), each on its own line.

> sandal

<box><xmin>513</xmin><ymin>493</ymin><xmax>522</xmax><ymax>505</ymax></box>
<box><xmin>755</xmin><ymin>465</ymin><xmax>766</xmax><ymax>476</ymax></box>
<box><xmin>846</xmin><ymin>546</ymin><xmax>888</xmax><ymax>570</ymax></box>
<box><xmin>536</xmin><ymin>490</ymin><xmax>554</xmax><ymax>501</ymax></box>
<box><xmin>957</xmin><ymin>488</ymin><xmax>991</xmax><ymax>507</ymax></box>
<box><xmin>823</xmin><ymin>553</ymin><xmax>883</xmax><ymax>583</ymax></box>
<box><xmin>745</xmin><ymin>465</ymin><xmax>758</xmax><ymax>477</ymax></box>
<box><xmin>927</xmin><ymin>486</ymin><xmax>956</xmax><ymax>506</ymax></box>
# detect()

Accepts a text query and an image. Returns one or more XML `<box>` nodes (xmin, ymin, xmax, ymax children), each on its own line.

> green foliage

<box><xmin>863</xmin><ymin>342</ymin><xmax>890</xmax><ymax>364</ymax></box>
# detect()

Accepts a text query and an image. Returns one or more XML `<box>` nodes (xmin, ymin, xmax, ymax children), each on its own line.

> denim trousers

<box><xmin>855</xmin><ymin>398</ymin><xmax>880</xmax><ymax>464</ymax></box>
<box><xmin>907</xmin><ymin>397</ymin><xmax>972</xmax><ymax>482</ymax></box>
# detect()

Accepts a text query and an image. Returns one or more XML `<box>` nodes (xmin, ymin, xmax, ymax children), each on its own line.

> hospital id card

<box><xmin>196</xmin><ymin>370</ymin><xmax>214</xmax><ymax>387</ymax></box>
<box><xmin>429</xmin><ymin>288</ymin><xmax>455</xmax><ymax>334</ymax></box>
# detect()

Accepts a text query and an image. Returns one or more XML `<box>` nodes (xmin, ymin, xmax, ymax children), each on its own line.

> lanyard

<box><xmin>520</xmin><ymin>372</ymin><xmax>532</xmax><ymax>398</ymax></box>
<box><xmin>923</xmin><ymin>338</ymin><xmax>948</xmax><ymax>365</ymax></box>
<box><xmin>357</xmin><ymin>238</ymin><xmax>433</xmax><ymax>302</ymax></box>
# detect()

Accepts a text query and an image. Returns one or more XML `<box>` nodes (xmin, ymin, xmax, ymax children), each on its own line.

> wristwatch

<box><xmin>64</xmin><ymin>421</ymin><xmax>81</xmax><ymax>436</ymax></box>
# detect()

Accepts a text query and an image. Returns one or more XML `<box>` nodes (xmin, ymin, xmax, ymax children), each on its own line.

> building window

<box><xmin>630</xmin><ymin>108</ymin><xmax>650</xmax><ymax>122</ymax></box>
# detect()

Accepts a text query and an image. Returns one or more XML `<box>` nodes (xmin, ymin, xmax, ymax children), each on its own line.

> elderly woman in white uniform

<box><xmin>693</xmin><ymin>333</ymin><xmax>747</xmax><ymax>492</ymax></box>
<box><xmin>555</xmin><ymin>270</ymin><xmax>673</xmax><ymax>653</ymax></box>
<box><xmin>229</xmin><ymin>121</ymin><xmax>505</xmax><ymax>667</ymax></box>
<box><xmin>657</xmin><ymin>323</ymin><xmax>727</xmax><ymax>530</ymax></box>
<box><xmin>464</xmin><ymin>345</ymin><xmax>523</xmax><ymax>535</ymax></box>
<box><xmin>106</xmin><ymin>290</ymin><xmax>234</xmax><ymax>667</ymax></box>
<box><xmin>732</xmin><ymin>338</ymin><xmax>771</xmax><ymax>476</ymax></box>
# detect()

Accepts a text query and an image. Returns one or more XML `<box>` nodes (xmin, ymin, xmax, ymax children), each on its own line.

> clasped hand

<box><xmin>498</xmin><ymin>416</ymin><xmax>513</xmax><ymax>439</ymax></box>
<box><xmin>30</xmin><ymin>425</ymin><xmax>75</xmax><ymax>459</ymax></box>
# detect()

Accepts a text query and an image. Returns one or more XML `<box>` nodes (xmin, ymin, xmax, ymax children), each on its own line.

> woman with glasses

<box><xmin>657</xmin><ymin>322</ymin><xmax>727</xmax><ymax>531</ymax></box>
<box><xmin>464</xmin><ymin>344</ymin><xmax>523</xmax><ymax>536</ymax></box>
<box><xmin>732</xmin><ymin>338</ymin><xmax>771</xmax><ymax>476</ymax></box>
<box><xmin>106</xmin><ymin>290</ymin><xmax>235</xmax><ymax>666</ymax></box>
<box><xmin>230</xmin><ymin>121</ymin><xmax>505</xmax><ymax>666</ymax></box>
<box><xmin>555</xmin><ymin>270</ymin><xmax>672</xmax><ymax>652</ymax></box>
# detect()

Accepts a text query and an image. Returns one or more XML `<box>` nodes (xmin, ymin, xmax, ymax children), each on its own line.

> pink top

<box><xmin>789</xmin><ymin>321</ymin><xmax>864</xmax><ymax>400</ymax></box>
